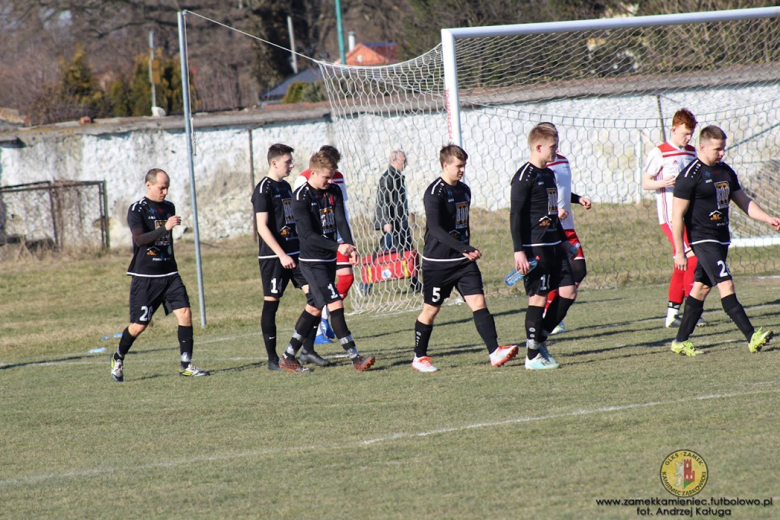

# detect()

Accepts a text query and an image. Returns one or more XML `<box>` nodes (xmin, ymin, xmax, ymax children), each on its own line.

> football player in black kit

<box><xmin>511</xmin><ymin>124</ymin><xmax>579</xmax><ymax>370</ymax></box>
<box><xmin>411</xmin><ymin>145</ymin><xmax>519</xmax><ymax>373</ymax></box>
<box><xmin>280</xmin><ymin>150</ymin><xmax>375</xmax><ymax>372</ymax></box>
<box><xmin>670</xmin><ymin>125</ymin><xmax>780</xmax><ymax>356</ymax></box>
<box><xmin>252</xmin><ymin>144</ymin><xmax>329</xmax><ymax>373</ymax></box>
<box><xmin>110</xmin><ymin>168</ymin><xmax>209</xmax><ymax>382</ymax></box>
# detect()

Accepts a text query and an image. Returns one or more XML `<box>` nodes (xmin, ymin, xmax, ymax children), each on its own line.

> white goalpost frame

<box><xmin>441</xmin><ymin>6</ymin><xmax>780</xmax><ymax>146</ymax></box>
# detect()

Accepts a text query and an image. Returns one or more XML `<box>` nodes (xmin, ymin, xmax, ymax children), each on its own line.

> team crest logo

<box><xmin>538</xmin><ymin>216</ymin><xmax>552</xmax><ymax>227</ymax></box>
<box><xmin>146</xmin><ymin>247</ymin><xmax>159</xmax><ymax>256</ymax></box>
<box><xmin>709</xmin><ymin>210</ymin><xmax>723</xmax><ymax>222</ymax></box>
<box><xmin>660</xmin><ymin>450</ymin><xmax>708</xmax><ymax>497</ymax></box>
<box><xmin>280</xmin><ymin>226</ymin><xmax>291</xmax><ymax>237</ymax></box>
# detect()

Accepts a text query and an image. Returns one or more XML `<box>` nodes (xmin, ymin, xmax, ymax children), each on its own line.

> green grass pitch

<box><xmin>1</xmin><ymin>237</ymin><xmax>779</xmax><ymax>519</ymax></box>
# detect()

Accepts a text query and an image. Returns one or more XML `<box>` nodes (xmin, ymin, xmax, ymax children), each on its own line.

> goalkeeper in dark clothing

<box><xmin>110</xmin><ymin>168</ymin><xmax>209</xmax><ymax>382</ymax></box>
<box><xmin>411</xmin><ymin>144</ymin><xmax>519</xmax><ymax>373</ymax></box>
<box><xmin>280</xmin><ymin>150</ymin><xmax>376</xmax><ymax>372</ymax></box>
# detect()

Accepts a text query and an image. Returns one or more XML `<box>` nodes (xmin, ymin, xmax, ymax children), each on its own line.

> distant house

<box><xmin>339</xmin><ymin>43</ymin><xmax>399</xmax><ymax>66</ymax></box>
<box><xmin>259</xmin><ymin>67</ymin><xmax>323</xmax><ymax>103</ymax></box>
<box><xmin>259</xmin><ymin>40</ymin><xmax>401</xmax><ymax>104</ymax></box>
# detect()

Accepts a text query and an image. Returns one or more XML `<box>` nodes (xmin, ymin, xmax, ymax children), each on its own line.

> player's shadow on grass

<box><xmin>210</xmin><ymin>362</ymin><xmax>264</xmax><ymax>375</ymax></box>
<box><xmin>0</xmin><ymin>354</ymin><xmax>92</xmax><ymax>371</ymax></box>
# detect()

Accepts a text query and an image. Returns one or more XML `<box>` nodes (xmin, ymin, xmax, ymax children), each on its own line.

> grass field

<box><xmin>2</xmin><ymin>237</ymin><xmax>780</xmax><ymax>519</ymax></box>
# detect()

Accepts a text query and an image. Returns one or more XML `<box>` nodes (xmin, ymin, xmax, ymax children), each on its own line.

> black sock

<box><xmin>414</xmin><ymin>320</ymin><xmax>434</xmax><ymax>358</ymax></box>
<box><xmin>675</xmin><ymin>295</ymin><xmax>704</xmax><ymax>342</ymax></box>
<box><xmin>473</xmin><ymin>308</ymin><xmax>499</xmax><ymax>354</ymax></box>
<box><xmin>116</xmin><ymin>327</ymin><xmax>136</xmax><ymax>359</ymax></box>
<box><xmin>178</xmin><ymin>325</ymin><xmax>194</xmax><ymax>369</ymax></box>
<box><xmin>543</xmin><ymin>295</ymin><xmax>575</xmax><ymax>333</ymax></box>
<box><xmin>285</xmin><ymin>311</ymin><xmax>319</xmax><ymax>358</ymax></box>
<box><xmin>301</xmin><ymin>320</ymin><xmax>320</xmax><ymax>354</ymax></box>
<box><xmin>526</xmin><ymin>305</ymin><xmax>545</xmax><ymax>359</ymax></box>
<box><xmin>261</xmin><ymin>300</ymin><xmax>280</xmax><ymax>363</ymax></box>
<box><xmin>722</xmin><ymin>293</ymin><xmax>754</xmax><ymax>341</ymax></box>
<box><xmin>329</xmin><ymin>307</ymin><xmax>358</xmax><ymax>354</ymax></box>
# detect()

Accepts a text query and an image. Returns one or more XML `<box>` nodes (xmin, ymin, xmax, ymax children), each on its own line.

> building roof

<box><xmin>260</xmin><ymin>67</ymin><xmax>323</xmax><ymax>100</ymax></box>
<box><xmin>339</xmin><ymin>43</ymin><xmax>400</xmax><ymax>66</ymax></box>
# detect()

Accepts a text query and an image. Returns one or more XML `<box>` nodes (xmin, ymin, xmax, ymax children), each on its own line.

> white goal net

<box><xmin>319</xmin><ymin>7</ymin><xmax>780</xmax><ymax>313</ymax></box>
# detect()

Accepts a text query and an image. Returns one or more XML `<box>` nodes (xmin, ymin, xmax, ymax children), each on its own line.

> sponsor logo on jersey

<box><xmin>709</xmin><ymin>210</ymin><xmax>724</xmax><ymax>222</ymax></box>
<box><xmin>715</xmin><ymin>181</ymin><xmax>730</xmax><ymax>209</ymax></box>
<box><xmin>538</xmin><ymin>216</ymin><xmax>552</xmax><ymax>227</ymax></box>
<box><xmin>282</xmin><ymin>199</ymin><xmax>294</xmax><ymax>224</ymax></box>
<box><xmin>320</xmin><ymin>207</ymin><xmax>336</xmax><ymax>233</ymax></box>
<box><xmin>455</xmin><ymin>202</ymin><xmax>469</xmax><ymax>229</ymax></box>
<box><xmin>547</xmin><ymin>188</ymin><xmax>558</xmax><ymax>214</ymax></box>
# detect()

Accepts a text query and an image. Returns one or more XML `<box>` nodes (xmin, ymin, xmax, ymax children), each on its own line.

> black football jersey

<box><xmin>422</xmin><ymin>177</ymin><xmax>477</xmax><ymax>262</ymax></box>
<box><xmin>251</xmin><ymin>177</ymin><xmax>299</xmax><ymax>258</ymax></box>
<box><xmin>510</xmin><ymin>162</ymin><xmax>564</xmax><ymax>251</ymax></box>
<box><xmin>293</xmin><ymin>182</ymin><xmax>353</xmax><ymax>262</ymax></box>
<box><xmin>126</xmin><ymin>198</ymin><xmax>178</xmax><ymax>277</ymax></box>
<box><xmin>674</xmin><ymin>159</ymin><xmax>741</xmax><ymax>245</ymax></box>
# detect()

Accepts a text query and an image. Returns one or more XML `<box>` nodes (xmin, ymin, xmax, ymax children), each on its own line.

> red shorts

<box><xmin>660</xmin><ymin>223</ymin><xmax>692</xmax><ymax>256</ymax></box>
<box><xmin>563</xmin><ymin>229</ymin><xmax>585</xmax><ymax>261</ymax></box>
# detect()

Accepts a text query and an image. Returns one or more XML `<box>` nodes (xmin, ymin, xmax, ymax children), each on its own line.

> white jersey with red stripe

<box><xmin>644</xmin><ymin>141</ymin><xmax>696</xmax><ymax>226</ymax></box>
<box><xmin>547</xmin><ymin>154</ymin><xmax>575</xmax><ymax>230</ymax></box>
<box><xmin>294</xmin><ymin>169</ymin><xmax>350</xmax><ymax>243</ymax></box>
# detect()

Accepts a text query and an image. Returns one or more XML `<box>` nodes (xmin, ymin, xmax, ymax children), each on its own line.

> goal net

<box><xmin>319</xmin><ymin>7</ymin><xmax>780</xmax><ymax>313</ymax></box>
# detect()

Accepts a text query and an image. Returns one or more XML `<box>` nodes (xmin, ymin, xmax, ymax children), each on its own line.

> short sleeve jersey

<box><xmin>547</xmin><ymin>154</ymin><xmax>575</xmax><ymax>230</ymax></box>
<box><xmin>422</xmin><ymin>178</ymin><xmax>472</xmax><ymax>262</ymax></box>
<box><xmin>510</xmin><ymin>162</ymin><xmax>563</xmax><ymax>248</ymax></box>
<box><xmin>251</xmin><ymin>176</ymin><xmax>299</xmax><ymax>258</ymax></box>
<box><xmin>126</xmin><ymin>198</ymin><xmax>178</xmax><ymax>277</ymax></box>
<box><xmin>294</xmin><ymin>169</ymin><xmax>350</xmax><ymax>243</ymax></box>
<box><xmin>293</xmin><ymin>182</ymin><xmax>344</xmax><ymax>262</ymax></box>
<box><xmin>644</xmin><ymin>142</ymin><xmax>697</xmax><ymax>226</ymax></box>
<box><xmin>673</xmin><ymin>159</ymin><xmax>741</xmax><ymax>246</ymax></box>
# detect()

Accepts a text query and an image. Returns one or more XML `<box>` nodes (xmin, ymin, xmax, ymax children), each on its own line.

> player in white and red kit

<box><xmin>642</xmin><ymin>108</ymin><xmax>702</xmax><ymax>328</ymax></box>
<box><xmin>541</xmin><ymin>123</ymin><xmax>592</xmax><ymax>334</ymax></box>
<box><xmin>294</xmin><ymin>145</ymin><xmax>355</xmax><ymax>348</ymax></box>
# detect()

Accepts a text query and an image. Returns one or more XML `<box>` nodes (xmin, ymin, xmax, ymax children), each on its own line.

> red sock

<box><xmin>668</xmin><ymin>266</ymin><xmax>685</xmax><ymax>304</ymax></box>
<box><xmin>336</xmin><ymin>273</ymin><xmax>354</xmax><ymax>300</ymax></box>
<box><xmin>684</xmin><ymin>256</ymin><xmax>698</xmax><ymax>297</ymax></box>
<box><xmin>544</xmin><ymin>289</ymin><xmax>559</xmax><ymax>314</ymax></box>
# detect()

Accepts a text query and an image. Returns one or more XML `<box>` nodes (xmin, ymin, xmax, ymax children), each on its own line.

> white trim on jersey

<box><xmin>258</xmin><ymin>252</ymin><xmax>300</xmax><ymax>260</ymax></box>
<box><xmin>127</xmin><ymin>271</ymin><xmax>179</xmax><ymax>278</ymax></box>
<box><xmin>421</xmin><ymin>255</ymin><xmax>468</xmax><ymax>263</ymax></box>
<box><xmin>523</xmin><ymin>240</ymin><xmax>563</xmax><ymax>248</ymax></box>
<box><xmin>691</xmin><ymin>238</ymin><xmax>731</xmax><ymax>246</ymax></box>
<box><xmin>299</xmin><ymin>257</ymin><xmax>337</xmax><ymax>263</ymax></box>
<box><xmin>514</xmin><ymin>163</ymin><xmax>533</xmax><ymax>182</ymax></box>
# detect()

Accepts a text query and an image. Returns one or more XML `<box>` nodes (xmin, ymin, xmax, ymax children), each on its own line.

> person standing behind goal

<box><xmin>511</xmin><ymin>124</ymin><xmax>579</xmax><ymax>370</ymax></box>
<box><xmin>411</xmin><ymin>144</ymin><xmax>519</xmax><ymax>373</ymax></box>
<box><xmin>281</xmin><ymin>150</ymin><xmax>375</xmax><ymax>371</ymax></box>
<box><xmin>110</xmin><ymin>168</ymin><xmax>209</xmax><ymax>382</ymax></box>
<box><xmin>642</xmin><ymin>108</ymin><xmax>703</xmax><ymax>328</ymax></box>
<box><xmin>670</xmin><ymin>125</ymin><xmax>778</xmax><ymax>357</ymax></box>
<box><xmin>538</xmin><ymin>122</ymin><xmax>592</xmax><ymax>335</ymax></box>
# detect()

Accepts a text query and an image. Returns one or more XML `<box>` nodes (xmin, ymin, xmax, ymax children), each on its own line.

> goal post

<box><xmin>317</xmin><ymin>7</ymin><xmax>780</xmax><ymax>314</ymax></box>
<box><xmin>441</xmin><ymin>6</ymin><xmax>780</xmax><ymax>145</ymax></box>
